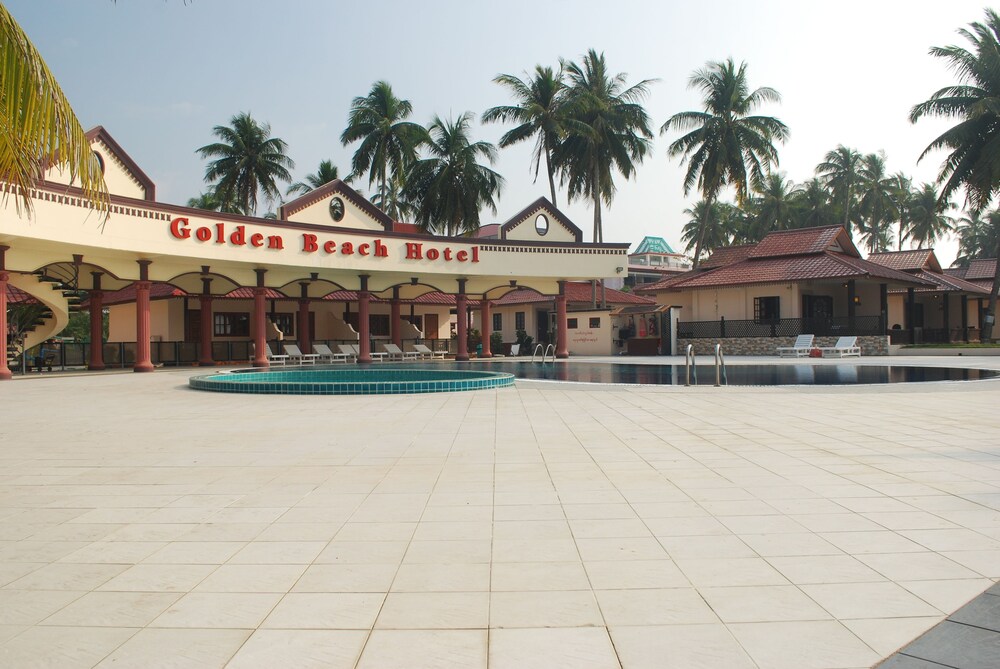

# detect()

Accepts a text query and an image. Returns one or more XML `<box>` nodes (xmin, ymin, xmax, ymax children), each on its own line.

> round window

<box><xmin>329</xmin><ymin>196</ymin><xmax>345</xmax><ymax>222</ymax></box>
<box><xmin>92</xmin><ymin>151</ymin><xmax>105</xmax><ymax>174</ymax></box>
<box><xmin>535</xmin><ymin>214</ymin><xmax>549</xmax><ymax>236</ymax></box>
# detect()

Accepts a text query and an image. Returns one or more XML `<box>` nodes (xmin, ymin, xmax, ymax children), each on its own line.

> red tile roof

<box><xmin>701</xmin><ymin>244</ymin><xmax>754</xmax><ymax>268</ymax></box>
<box><xmin>867</xmin><ymin>249</ymin><xmax>939</xmax><ymax>272</ymax></box>
<box><xmin>910</xmin><ymin>270</ymin><xmax>989</xmax><ymax>294</ymax></box>
<box><xmin>747</xmin><ymin>225</ymin><xmax>855</xmax><ymax>259</ymax></box>
<box><xmin>222</xmin><ymin>287</ymin><xmax>288</xmax><ymax>299</ymax></box>
<box><xmin>965</xmin><ymin>258</ymin><xmax>997</xmax><ymax>281</ymax></box>
<box><xmin>99</xmin><ymin>283</ymin><xmax>187</xmax><ymax>306</ymax></box>
<box><xmin>5</xmin><ymin>285</ymin><xmax>38</xmax><ymax>304</ymax></box>
<box><xmin>492</xmin><ymin>282</ymin><xmax>653</xmax><ymax>306</ymax></box>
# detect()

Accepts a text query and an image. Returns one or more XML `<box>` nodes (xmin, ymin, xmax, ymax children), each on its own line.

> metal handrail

<box><xmin>714</xmin><ymin>343</ymin><xmax>727</xmax><ymax>387</ymax></box>
<box><xmin>530</xmin><ymin>344</ymin><xmax>545</xmax><ymax>363</ymax></box>
<box><xmin>685</xmin><ymin>344</ymin><xmax>696</xmax><ymax>386</ymax></box>
<box><xmin>543</xmin><ymin>344</ymin><xmax>555</xmax><ymax>363</ymax></box>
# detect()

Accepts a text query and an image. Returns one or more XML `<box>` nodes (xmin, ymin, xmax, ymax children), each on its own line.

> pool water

<box><xmin>451</xmin><ymin>361</ymin><xmax>999</xmax><ymax>386</ymax></box>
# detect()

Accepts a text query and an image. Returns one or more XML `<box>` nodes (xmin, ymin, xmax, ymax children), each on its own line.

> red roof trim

<box><xmin>85</xmin><ymin>126</ymin><xmax>156</xmax><ymax>201</ymax></box>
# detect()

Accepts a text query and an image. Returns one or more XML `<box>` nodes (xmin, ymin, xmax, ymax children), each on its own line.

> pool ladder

<box><xmin>531</xmin><ymin>343</ymin><xmax>555</xmax><ymax>363</ymax></box>
<box><xmin>684</xmin><ymin>344</ymin><xmax>727</xmax><ymax>387</ymax></box>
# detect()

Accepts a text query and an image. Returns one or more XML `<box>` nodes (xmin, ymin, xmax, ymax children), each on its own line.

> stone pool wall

<box><xmin>678</xmin><ymin>335</ymin><xmax>890</xmax><ymax>356</ymax></box>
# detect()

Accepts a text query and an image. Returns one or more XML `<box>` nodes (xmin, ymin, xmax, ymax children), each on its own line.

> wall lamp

<box><xmin>615</xmin><ymin>266</ymin><xmax>624</xmax><ymax>274</ymax></box>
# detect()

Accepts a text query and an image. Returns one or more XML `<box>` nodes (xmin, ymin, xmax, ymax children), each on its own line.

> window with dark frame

<box><xmin>370</xmin><ymin>314</ymin><xmax>390</xmax><ymax>337</ymax></box>
<box><xmin>492</xmin><ymin>313</ymin><xmax>502</xmax><ymax>332</ymax></box>
<box><xmin>515</xmin><ymin>311</ymin><xmax>525</xmax><ymax>331</ymax></box>
<box><xmin>754</xmin><ymin>296</ymin><xmax>781</xmax><ymax>323</ymax></box>
<box><xmin>213</xmin><ymin>312</ymin><xmax>250</xmax><ymax>337</ymax></box>
<box><xmin>589</xmin><ymin>317</ymin><xmax>601</xmax><ymax>328</ymax></box>
<box><xmin>270</xmin><ymin>313</ymin><xmax>295</xmax><ymax>337</ymax></box>
<box><xmin>567</xmin><ymin>318</ymin><xmax>578</xmax><ymax>329</ymax></box>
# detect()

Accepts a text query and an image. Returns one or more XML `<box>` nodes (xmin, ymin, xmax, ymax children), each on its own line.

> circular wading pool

<box><xmin>189</xmin><ymin>367</ymin><xmax>515</xmax><ymax>395</ymax></box>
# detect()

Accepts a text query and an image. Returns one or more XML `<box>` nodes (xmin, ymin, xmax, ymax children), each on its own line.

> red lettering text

<box><xmin>456</xmin><ymin>250</ymin><xmax>468</xmax><ymax>262</ymax></box>
<box><xmin>405</xmin><ymin>242</ymin><xmax>423</xmax><ymax>260</ymax></box>
<box><xmin>374</xmin><ymin>239</ymin><xmax>388</xmax><ymax>257</ymax></box>
<box><xmin>169</xmin><ymin>217</ymin><xmax>190</xmax><ymax>239</ymax></box>
<box><xmin>195</xmin><ymin>227</ymin><xmax>212</xmax><ymax>242</ymax></box>
<box><xmin>426</xmin><ymin>248</ymin><xmax>440</xmax><ymax>260</ymax></box>
<box><xmin>302</xmin><ymin>234</ymin><xmax>318</xmax><ymax>252</ymax></box>
<box><xmin>250</xmin><ymin>233</ymin><xmax>264</xmax><ymax>247</ymax></box>
<box><xmin>215</xmin><ymin>223</ymin><xmax>226</xmax><ymax>244</ymax></box>
<box><xmin>267</xmin><ymin>235</ymin><xmax>283</xmax><ymax>250</ymax></box>
<box><xmin>444</xmin><ymin>248</ymin><xmax>453</xmax><ymax>261</ymax></box>
<box><xmin>359</xmin><ymin>243</ymin><xmax>370</xmax><ymax>256</ymax></box>
<box><xmin>323</xmin><ymin>240</ymin><xmax>337</xmax><ymax>254</ymax></box>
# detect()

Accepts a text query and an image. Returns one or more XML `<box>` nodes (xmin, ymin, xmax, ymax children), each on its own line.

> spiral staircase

<box><xmin>5</xmin><ymin>269</ymin><xmax>81</xmax><ymax>369</ymax></box>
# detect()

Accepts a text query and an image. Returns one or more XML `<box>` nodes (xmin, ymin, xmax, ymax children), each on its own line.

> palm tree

<box><xmin>791</xmin><ymin>178</ymin><xmax>838</xmax><ymax>229</ymax></box>
<box><xmin>890</xmin><ymin>172</ymin><xmax>913</xmax><ymax>250</ymax></box>
<box><xmin>910</xmin><ymin>9</ymin><xmax>1000</xmax><ymax>339</ymax></box>
<box><xmin>482</xmin><ymin>65</ymin><xmax>566</xmax><ymax>206</ymax></box>
<box><xmin>680</xmin><ymin>200</ymin><xmax>733</xmax><ymax>259</ymax></box>
<box><xmin>955</xmin><ymin>210</ymin><xmax>1000</xmax><ymax>266</ymax></box>
<box><xmin>370</xmin><ymin>172</ymin><xmax>415</xmax><ymax>222</ymax></box>
<box><xmin>287</xmin><ymin>160</ymin><xmax>346</xmax><ymax>197</ymax></box>
<box><xmin>197</xmin><ymin>112</ymin><xmax>294</xmax><ymax>216</ymax></box>
<box><xmin>662</xmin><ymin>58</ymin><xmax>788</xmax><ymax>267</ymax></box>
<box><xmin>403</xmin><ymin>113</ymin><xmax>504</xmax><ymax>237</ymax></box>
<box><xmin>555</xmin><ymin>49</ymin><xmax>654</xmax><ymax>243</ymax></box>
<box><xmin>186</xmin><ymin>191</ymin><xmax>222</xmax><ymax>211</ymax></box>
<box><xmin>856</xmin><ymin>153</ymin><xmax>898</xmax><ymax>253</ymax></box>
<box><xmin>751</xmin><ymin>172</ymin><xmax>799</xmax><ymax>237</ymax></box>
<box><xmin>0</xmin><ymin>5</ymin><xmax>107</xmax><ymax>215</ymax></box>
<box><xmin>340</xmin><ymin>81</ymin><xmax>426</xmax><ymax>212</ymax></box>
<box><xmin>816</xmin><ymin>145</ymin><xmax>862</xmax><ymax>230</ymax></box>
<box><xmin>907</xmin><ymin>183</ymin><xmax>954</xmax><ymax>249</ymax></box>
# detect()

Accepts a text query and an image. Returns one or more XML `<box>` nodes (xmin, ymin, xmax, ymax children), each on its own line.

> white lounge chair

<box><xmin>337</xmin><ymin>344</ymin><xmax>358</xmax><ymax>362</ymax></box>
<box><xmin>283</xmin><ymin>344</ymin><xmax>319</xmax><ymax>365</ymax></box>
<box><xmin>313</xmin><ymin>343</ymin><xmax>349</xmax><ymax>363</ymax></box>
<box><xmin>353</xmin><ymin>343</ymin><xmax>387</xmax><ymax>362</ymax></box>
<box><xmin>383</xmin><ymin>343</ymin><xmax>420</xmax><ymax>361</ymax></box>
<box><xmin>820</xmin><ymin>336</ymin><xmax>861</xmax><ymax>358</ymax></box>
<box><xmin>259</xmin><ymin>344</ymin><xmax>288</xmax><ymax>365</ymax></box>
<box><xmin>509</xmin><ymin>344</ymin><xmax>521</xmax><ymax>357</ymax></box>
<box><xmin>413</xmin><ymin>343</ymin><xmax>447</xmax><ymax>359</ymax></box>
<box><xmin>776</xmin><ymin>334</ymin><xmax>815</xmax><ymax>358</ymax></box>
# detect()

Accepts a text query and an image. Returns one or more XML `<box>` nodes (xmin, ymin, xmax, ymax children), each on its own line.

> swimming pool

<box><xmin>190</xmin><ymin>367</ymin><xmax>514</xmax><ymax>395</ymax></box>
<box><xmin>450</xmin><ymin>361</ymin><xmax>999</xmax><ymax>386</ymax></box>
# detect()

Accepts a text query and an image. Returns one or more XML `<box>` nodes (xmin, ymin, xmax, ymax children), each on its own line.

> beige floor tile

<box><xmin>489</xmin><ymin>627</ymin><xmax>619</xmax><ymax>669</ymax></box>
<box><xmin>492</xmin><ymin>520</ymin><xmax>571</xmax><ymax>540</ymax></box>
<box><xmin>676</xmin><ymin>557</ymin><xmax>788</xmax><ymax>587</ymax></box>
<box><xmin>584</xmin><ymin>559</ymin><xmax>689</xmax><ymax>589</ymax></box>
<box><xmin>254</xmin><ymin>523</ymin><xmax>342</xmax><ymax>542</ymax></box>
<box><xmin>611</xmin><ymin>623</ymin><xmax>756</xmax><ymax>669</ymax></box>
<box><xmin>94</xmin><ymin>628</ymin><xmax>250</xmax><ymax>668</ymax></box>
<box><xmin>391</xmin><ymin>563</ymin><xmax>490</xmax><ymax>592</ymax></box>
<box><xmin>842</xmin><ymin>616</ymin><xmax>943</xmax><ymax>656</ymax></box>
<box><xmin>193</xmin><ymin>564</ymin><xmax>306</xmax><ymax>593</ymax></box>
<box><xmin>492</xmin><ymin>505</ymin><xmax>563</xmax><ymax>521</ymax></box>
<box><xmin>42</xmin><ymin>591</ymin><xmax>179</xmax><ymax>627</ymax></box>
<box><xmin>899</xmin><ymin>578</ymin><xmax>995</xmax><ymax>611</ymax></box>
<box><xmin>404</xmin><ymin>540</ymin><xmax>492</xmax><ymax>564</ymax></box>
<box><xmin>293</xmin><ymin>563</ymin><xmax>397</xmax><ymax>593</ymax></box>
<box><xmin>314</xmin><ymin>540</ymin><xmax>408</xmax><ymax>564</ymax></box>
<box><xmin>766</xmin><ymin>554</ymin><xmax>886</xmax><ymax>584</ymax></box>
<box><xmin>856</xmin><ymin>551</ymin><xmax>981</xmax><ymax>581</ymax></box>
<box><xmin>143</xmin><ymin>541</ymin><xmax>245</xmax><ymax>565</ymax></box>
<box><xmin>699</xmin><ymin>585</ymin><xmax>831</xmax><ymax>623</ymax></box>
<box><xmin>939</xmin><ymin>549</ymin><xmax>1000</xmax><ymax>577</ymax></box>
<box><xmin>576</xmin><ymin>537</ymin><xmax>667</xmax><ymax>561</ymax></box>
<box><xmin>657</xmin><ymin>534</ymin><xmax>756</xmax><ymax>559</ymax></box>
<box><xmin>818</xmin><ymin>530</ymin><xmax>926</xmax><ymax>554</ymax></box>
<box><xmin>738</xmin><ymin>532</ymin><xmax>841</xmax><ymax>557</ymax></box>
<box><xmin>263</xmin><ymin>593</ymin><xmax>385</xmax><ymax>629</ymax></box>
<box><xmin>490</xmin><ymin>562</ymin><xmax>590</xmax><ymax>591</ymax></box>
<box><xmin>0</xmin><ymin>589</ymin><xmax>85</xmax><ymax>625</ymax></box>
<box><xmin>411</xmin><ymin>521</ymin><xmax>490</xmax><ymax>541</ymax></box>
<box><xmin>569</xmin><ymin>518</ymin><xmax>652</xmax><ymax>539</ymax></box>
<box><xmin>490</xmin><ymin>590</ymin><xmax>603</xmax><ymax>627</ymax></box>
<box><xmin>0</xmin><ymin>625</ymin><xmax>136</xmax><ymax>669</ymax></box>
<box><xmin>376</xmin><ymin>591</ymin><xmax>489</xmax><ymax>629</ymax></box>
<box><xmin>335</xmin><ymin>522</ymin><xmax>417</xmax><ymax>541</ymax></box>
<box><xmin>59</xmin><ymin>541</ymin><xmax>166</xmax><ymax>564</ymax></box>
<box><xmin>595</xmin><ymin>588</ymin><xmax>718</xmax><ymax>625</ymax></box>
<box><xmin>227</xmin><ymin>541</ymin><xmax>326</xmax><ymax>564</ymax></box>
<box><xmin>492</xmin><ymin>538</ymin><xmax>580</xmax><ymax>562</ymax></box>
<box><xmin>356</xmin><ymin>629</ymin><xmax>487</xmax><ymax>668</ymax></box>
<box><xmin>801</xmin><ymin>582</ymin><xmax>943</xmax><ymax>619</ymax></box>
<box><xmin>98</xmin><ymin>563</ymin><xmax>217</xmax><ymax>592</ymax></box>
<box><xmin>150</xmin><ymin>592</ymin><xmax>281</xmax><ymax>628</ymax></box>
<box><xmin>226</xmin><ymin>629</ymin><xmax>368</xmax><ymax>669</ymax></box>
<box><xmin>644</xmin><ymin>516</ymin><xmax>729</xmax><ymax>537</ymax></box>
<box><xmin>728</xmin><ymin>620</ymin><xmax>880</xmax><ymax>669</ymax></box>
<box><xmin>5</xmin><ymin>562</ymin><xmax>127</xmax><ymax>591</ymax></box>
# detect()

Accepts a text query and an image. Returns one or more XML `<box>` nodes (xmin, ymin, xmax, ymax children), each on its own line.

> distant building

<box><xmin>618</xmin><ymin>236</ymin><xmax>691</xmax><ymax>290</ymax></box>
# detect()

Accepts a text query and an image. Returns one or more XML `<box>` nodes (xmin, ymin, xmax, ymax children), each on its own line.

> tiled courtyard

<box><xmin>2</xmin><ymin>358</ymin><xmax>1000</xmax><ymax>668</ymax></box>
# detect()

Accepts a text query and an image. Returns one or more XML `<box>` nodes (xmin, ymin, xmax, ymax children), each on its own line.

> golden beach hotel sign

<box><xmin>167</xmin><ymin>217</ymin><xmax>482</xmax><ymax>264</ymax></box>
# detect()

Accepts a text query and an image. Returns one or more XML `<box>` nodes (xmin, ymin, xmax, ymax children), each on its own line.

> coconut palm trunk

<box><xmin>984</xmin><ymin>243</ymin><xmax>1000</xmax><ymax>343</ymax></box>
<box><xmin>545</xmin><ymin>143</ymin><xmax>558</xmax><ymax>207</ymax></box>
<box><xmin>691</xmin><ymin>195</ymin><xmax>714</xmax><ymax>269</ymax></box>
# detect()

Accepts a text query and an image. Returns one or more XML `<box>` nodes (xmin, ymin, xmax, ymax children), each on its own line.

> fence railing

<box><xmin>678</xmin><ymin>315</ymin><xmax>886</xmax><ymax>339</ymax></box>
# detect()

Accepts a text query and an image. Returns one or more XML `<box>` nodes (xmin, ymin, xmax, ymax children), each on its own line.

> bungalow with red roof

<box><xmin>637</xmin><ymin>226</ymin><xmax>934</xmax><ymax>355</ymax></box>
<box><xmin>867</xmin><ymin>249</ymin><xmax>989</xmax><ymax>344</ymax></box>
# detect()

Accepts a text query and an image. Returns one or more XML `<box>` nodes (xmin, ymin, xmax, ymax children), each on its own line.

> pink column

<box><xmin>297</xmin><ymin>298</ymin><xmax>310</xmax><ymax>353</ymax></box>
<box><xmin>556</xmin><ymin>282</ymin><xmax>569</xmax><ymax>359</ymax></box>
<box><xmin>88</xmin><ymin>285</ymin><xmax>105</xmax><ymax>371</ymax></box>
<box><xmin>391</xmin><ymin>291</ymin><xmax>402</xmax><ymax>349</ymax></box>
<box><xmin>199</xmin><ymin>294</ymin><xmax>214</xmax><ymax>366</ymax></box>
<box><xmin>358</xmin><ymin>291</ymin><xmax>372</xmax><ymax>363</ymax></box>
<box><xmin>252</xmin><ymin>285</ymin><xmax>268</xmax><ymax>367</ymax></box>
<box><xmin>456</xmin><ymin>281</ymin><xmax>469</xmax><ymax>361</ymax></box>
<box><xmin>134</xmin><ymin>280</ymin><xmax>154</xmax><ymax>372</ymax></box>
<box><xmin>0</xmin><ymin>270</ymin><xmax>11</xmax><ymax>380</ymax></box>
<box><xmin>480</xmin><ymin>299</ymin><xmax>493</xmax><ymax>358</ymax></box>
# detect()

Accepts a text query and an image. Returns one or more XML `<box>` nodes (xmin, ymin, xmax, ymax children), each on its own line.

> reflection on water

<box><xmin>444</xmin><ymin>362</ymin><xmax>998</xmax><ymax>386</ymax></box>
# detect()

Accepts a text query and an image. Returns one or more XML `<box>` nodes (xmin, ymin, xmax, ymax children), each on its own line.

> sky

<box><xmin>7</xmin><ymin>0</ymin><xmax>992</xmax><ymax>266</ymax></box>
